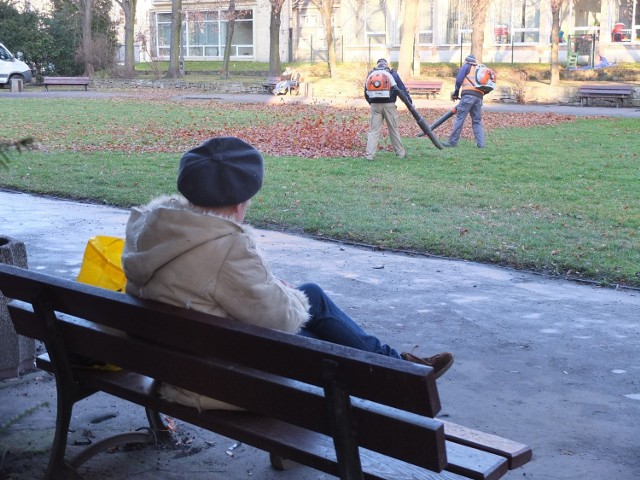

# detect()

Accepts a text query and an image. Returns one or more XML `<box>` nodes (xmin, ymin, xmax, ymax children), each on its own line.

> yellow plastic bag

<box><xmin>74</xmin><ymin>236</ymin><xmax>126</xmax><ymax>371</ymax></box>
<box><xmin>76</xmin><ymin>235</ymin><xmax>127</xmax><ymax>292</ymax></box>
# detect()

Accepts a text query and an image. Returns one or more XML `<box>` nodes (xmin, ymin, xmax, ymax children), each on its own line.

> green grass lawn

<box><xmin>1</xmin><ymin>96</ymin><xmax>638</xmax><ymax>288</ymax></box>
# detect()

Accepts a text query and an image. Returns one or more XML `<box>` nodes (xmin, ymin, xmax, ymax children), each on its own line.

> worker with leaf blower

<box><xmin>364</xmin><ymin>58</ymin><xmax>412</xmax><ymax>161</ymax></box>
<box><xmin>441</xmin><ymin>54</ymin><xmax>496</xmax><ymax>149</ymax></box>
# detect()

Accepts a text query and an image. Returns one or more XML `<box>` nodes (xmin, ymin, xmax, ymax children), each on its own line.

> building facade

<box><xmin>138</xmin><ymin>0</ymin><xmax>639</xmax><ymax>65</ymax></box>
<box><xmin>138</xmin><ymin>0</ymin><xmax>640</xmax><ymax>63</ymax></box>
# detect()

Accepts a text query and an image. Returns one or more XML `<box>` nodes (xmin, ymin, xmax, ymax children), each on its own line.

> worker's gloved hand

<box><xmin>451</xmin><ymin>91</ymin><xmax>460</xmax><ymax>101</ymax></box>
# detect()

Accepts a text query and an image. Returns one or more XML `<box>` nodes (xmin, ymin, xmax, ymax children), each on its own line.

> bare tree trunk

<box><xmin>470</xmin><ymin>0</ymin><xmax>490</xmax><ymax>63</ymax></box>
<box><xmin>115</xmin><ymin>0</ymin><xmax>137</xmax><ymax>77</ymax></box>
<box><xmin>550</xmin><ymin>0</ymin><xmax>563</xmax><ymax>85</ymax></box>
<box><xmin>80</xmin><ymin>0</ymin><xmax>95</xmax><ymax>76</ymax></box>
<box><xmin>310</xmin><ymin>0</ymin><xmax>337</xmax><ymax>78</ymax></box>
<box><xmin>322</xmin><ymin>2</ymin><xmax>337</xmax><ymax>77</ymax></box>
<box><xmin>221</xmin><ymin>0</ymin><xmax>236</xmax><ymax>78</ymax></box>
<box><xmin>398</xmin><ymin>0</ymin><xmax>419</xmax><ymax>79</ymax></box>
<box><xmin>268</xmin><ymin>0</ymin><xmax>286</xmax><ymax>77</ymax></box>
<box><xmin>167</xmin><ymin>0</ymin><xmax>182</xmax><ymax>79</ymax></box>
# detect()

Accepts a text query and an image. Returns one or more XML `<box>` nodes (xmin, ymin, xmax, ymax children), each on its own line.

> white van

<box><xmin>0</xmin><ymin>42</ymin><xmax>33</xmax><ymax>88</ymax></box>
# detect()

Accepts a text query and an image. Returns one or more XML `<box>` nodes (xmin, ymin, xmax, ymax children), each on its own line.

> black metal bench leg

<box><xmin>33</xmin><ymin>294</ymin><xmax>84</xmax><ymax>479</ymax></box>
<box><xmin>321</xmin><ymin>359</ymin><xmax>363</xmax><ymax>480</ymax></box>
<box><xmin>45</xmin><ymin>390</ymin><xmax>76</xmax><ymax>480</ymax></box>
<box><xmin>68</xmin><ymin>429</ymin><xmax>157</xmax><ymax>469</ymax></box>
<box><xmin>145</xmin><ymin>380</ymin><xmax>173</xmax><ymax>440</ymax></box>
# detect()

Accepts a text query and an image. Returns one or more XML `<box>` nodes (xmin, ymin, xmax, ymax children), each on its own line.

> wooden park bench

<box><xmin>263</xmin><ymin>72</ymin><xmax>301</xmax><ymax>96</ymax></box>
<box><xmin>0</xmin><ymin>263</ymin><xmax>532</xmax><ymax>480</ymax></box>
<box><xmin>576</xmin><ymin>84</ymin><xmax>634</xmax><ymax>107</ymax></box>
<box><xmin>404</xmin><ymin>80</ymin><xmax>443</xmax><ymax>98</ymax></box>
<box><xmin>42</xmin><ymin>76</ymin><xmax>90</xmax><ymax>91</ymax></box>
<box><xmin>262</xmin><ymin>76</ymin><xmax>280</xmax><ymax>93</ymax></box>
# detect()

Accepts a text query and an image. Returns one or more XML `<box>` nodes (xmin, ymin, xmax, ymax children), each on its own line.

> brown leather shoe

<box><xmin>401</xmin><ymin>352</ymin><xmax>454</xmax><ymax>379</ymax></box>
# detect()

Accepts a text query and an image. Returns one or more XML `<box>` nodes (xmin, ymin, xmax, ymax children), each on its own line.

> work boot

<box><xmin>441</xmin><ymin>141</ymin><xmax>456</xmax><ymax>148</ymax></box>
<box><xmin>401</xmin><ymin>352</ymin><xmax>454</xmax><ymax>379</ymax></box>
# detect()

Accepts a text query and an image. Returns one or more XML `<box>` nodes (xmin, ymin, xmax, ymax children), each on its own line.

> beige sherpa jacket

<box><xmin>122</xmin><ymin>195</ymin><xmax>310</xmax><ymax>410</ymax></box>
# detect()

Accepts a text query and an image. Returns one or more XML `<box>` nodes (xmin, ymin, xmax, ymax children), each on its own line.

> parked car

<box><xmin>0</xmin><ymin>42</ymin><xmax>33</xmax><ymax>88</ymax></box>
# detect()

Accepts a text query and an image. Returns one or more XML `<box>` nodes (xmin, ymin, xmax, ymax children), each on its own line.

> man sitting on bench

<box><xmin>121</xmin><ymin>137</ymin><xmax>454</xmax><ymax>408</ymax></box>
<box><xmin>274</xmin><ymin>66</ymin><xmax>295</xmax><ymax>95</ymax></box>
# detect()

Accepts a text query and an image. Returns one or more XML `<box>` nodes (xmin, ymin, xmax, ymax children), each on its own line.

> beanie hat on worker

<box><xmin>376</xmin><ymin>58</ymin><xmax>389</xmax><ymax>69</ymax></box>
<box><xmin>465</xmin><ymin>54</ymin><xmax>477</xmax><ymax>65</ymax></box>
<box><xmin>177</xmin><ymin>137</ymin><xmax>264</xmax><ymax>207</ymax></box>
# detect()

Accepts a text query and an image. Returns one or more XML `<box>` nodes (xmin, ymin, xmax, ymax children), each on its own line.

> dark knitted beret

<box><xmin>465</xmin><ymin>54</ymin><xmax>477</xmax><ymax>65</ymax></box>
<box><xmin>177</xmin><ymin>137</ymin><xmax>264</xmax><ymax>207</ymax></box>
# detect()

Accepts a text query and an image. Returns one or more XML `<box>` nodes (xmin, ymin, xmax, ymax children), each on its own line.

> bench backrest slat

<box><xmin>43</xmin><ymin>76</ymin><xmax>90</xmax><ymax>83</ymax></box>
<box><xmin>578</xmin><ymin>85</ymin><xmax>633</xmax><ymax>94</ymax></box>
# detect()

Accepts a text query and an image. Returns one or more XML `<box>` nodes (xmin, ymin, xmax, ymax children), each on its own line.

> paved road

<box><xmin>2</xmin><ymin>86</ymin><xmax>640</xmax><ymax>117</ymax></box>
<box><xmin>1</xmin><ymin>189</ymin><xmax>639</xmax><ymax>479</ymax></box>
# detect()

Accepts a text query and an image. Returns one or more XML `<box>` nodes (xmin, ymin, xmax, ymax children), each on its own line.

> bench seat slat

<box><xmin>445</xmin><ymin>443</ymin><xmax>507</xmax><ymax>480</ymax></box>
<box><xmin>442</xmin><ymin>421</ymin><xmax>532</xmax><ymax>470</ymax></box>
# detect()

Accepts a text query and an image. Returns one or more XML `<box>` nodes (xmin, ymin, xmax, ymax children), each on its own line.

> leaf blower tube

<box><xmin>392</xmin><ymin>86</ymin><xmax>443</xmax><ymax>150</ymax></box>
<box><xmin>429</xmin><ymin>106</ymin><xmax>457</xmax><ymax>131</ymax></box>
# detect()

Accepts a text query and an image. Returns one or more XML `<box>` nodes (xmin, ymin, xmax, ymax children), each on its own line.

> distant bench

<box><xmin>262</xmin><ymin>76</ymin><xmax>280</xmax><ymax>93</ymax></box>
<box><xmin>262</xmin><ymin>74</ymin><xmax>301</xmax><ymax>95</ymax></box>
<box><xmin>43</xmin><ymin>76</ymin><xmax>90</xmax><ymax>91</ymax></box>
<box><xmin>0</xmin><ymin>263</ymin><xmax>532</xmax><ymax>480</ymax></box>
<box><xmin>405</xmin><ymin>80</ymin><xmax>443</xmax><ymax>98</ymax></box>
<box><xmin>576</xmin><ymin>84</ymin><xmax>634</xmax><ymax>107</ymax></box>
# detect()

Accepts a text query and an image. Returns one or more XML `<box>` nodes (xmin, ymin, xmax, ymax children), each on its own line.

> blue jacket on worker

<box><xmin>444</xmin><ymin>54</ymin><xmax>487</xmax><ymax>148</ymax></box>
<box><xmin>364</xmin><ymin>60</ymin><xmax>412</xmax><ymax>105</ymax></box>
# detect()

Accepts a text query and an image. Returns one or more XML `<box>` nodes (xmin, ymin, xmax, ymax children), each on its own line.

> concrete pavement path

<box><xmin>0</xmin><ymin>189</ymin><xmax>639</xmax><ymax>479</ymax></box>
<box><xmin>2</xmin><ymin>87</ymin><xmax>640</xmax><ymax>118</ymax></box>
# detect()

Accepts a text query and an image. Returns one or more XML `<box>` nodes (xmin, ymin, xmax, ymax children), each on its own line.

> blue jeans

<box><xmin>449</xmin><ymin>94</ymin><xmax>485</xmax><ymax>147</ymax></box>
<box><xmin>297</xmin><ymin>283</ymin><xmax>402</xmax><ymax>359</ymax></box>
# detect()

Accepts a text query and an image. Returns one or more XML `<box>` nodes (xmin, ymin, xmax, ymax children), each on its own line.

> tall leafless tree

<box><xmin>309</xmin><ymin>0</ymin><xmax>337</xmax><ymax>78</ymax></box>
<box><xmin>221</xmin><ymin>0</ymin><xmax>237</xmax><ymax>78</ymax></box>
<box><xmin>69</xmin><ymin>0</ymin><xmax>95</xmax><ymax>76</ymax></box>
<box><xmin>470</xmin><ymin>0</ymin><xmax>491</xmax><ymax>63</ymax></box>
<box><xmin>268</xmin><ymin>0</ymin><xmax>286</xmax><ymax>76</ymax></box>
<box><xmin>398</xmin><ymin>0</ymin><xmax>419</xmax><ymax>79</ymax></box>
<box><xmin>167</xmin><ymin>0</ymin><xmax>182</xmax><ymax>78</ymax></box>
<box><xmin>114</xmin><ymin>0</ymin><xmax>137</xmax><ymax>77</ymax></box>
<box><xmin>550</xmin><ymin>0</ymin><xmax>563</xmax><ymax>85</ymax></box>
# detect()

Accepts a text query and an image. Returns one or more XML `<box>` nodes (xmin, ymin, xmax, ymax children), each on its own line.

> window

<box><xmin>341</xmin><ymin>1</ymin><xmax>367</xmax><ymax>46</ymax></box>
<box><xmin>572</xmin><ymin>0</ymin><xmax>601</xmax><ymax>36</ymax></box>
<box><xmin>366</xmin><ymin>0</ymin><xmax>387</xmax><ymax>38</ymax></box>
<box><xmin>614</xmin><ymin>0</ymin><xmax>638</xmax><ymax>41</ymax></box>
<box><xmin>512</xmin><ymin>0</ymin><xmax>540</xmax><ymax>43</ymax></box>
<box><xmin>302</xmin><ymin>14</ymin><xmax>318</xmax><ymax>27</ymax></box>
<box><xmin>636</xmin><ymin>0</ymin><xmax>640</xmax><ymax>40</ymax></box>
<box><xmin>439</xmin><ymin>0</ymin><xmax>471</xmax><ymax>45</ymax></box>
<box><xmin>492</xmin><ymin>0</ymin><xmax>511</xmax><ymax>44</ymax></box>
<box><xmin>154</xmin><ymin>9</ymin><xmax>254</xmax><ymax>59</ymax></box>
<box><xmin>0</xmin><ymin>45</ymin><xmax>10</xmax><ymax>61</ymax></box>
<box><xmin>418</xmin><ymin>3</ymin><xmax>434</xmax><ymax>44</ymax></box>
<box><xmin>156</xmin><ymin>13</ymin><xmax>172</xmax><ymax>57</ymax></box>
